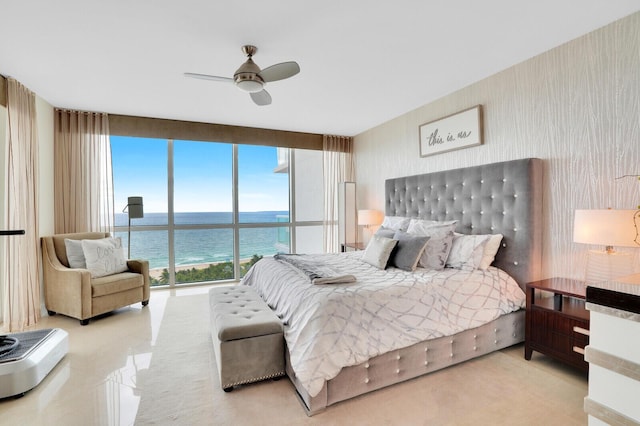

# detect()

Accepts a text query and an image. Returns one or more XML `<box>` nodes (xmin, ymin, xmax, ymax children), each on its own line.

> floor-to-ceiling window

<box><xmin>172</xmin><ymin>140</ymin><xmax>235</xmax><ymax>284</ymax></box>
<box><xmin>237</xmin><ymin>144</ymin><xmax>291</xmax><ymax>277</ymax></box>
<box><xmin>112</xmin><ymin>137</ymin><xmax>170</xmax><ymax>285</ymax></box>
<box><xmin>111</xmin><ymin>136</ymin><xmax>323</xmax><ymax>287</ymax></box>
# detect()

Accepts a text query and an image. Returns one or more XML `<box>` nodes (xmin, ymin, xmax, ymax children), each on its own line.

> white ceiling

<box><xmin>1</xmin><ymin>1</ymin><xmax>639</xmax><ymax>136</ymax></box>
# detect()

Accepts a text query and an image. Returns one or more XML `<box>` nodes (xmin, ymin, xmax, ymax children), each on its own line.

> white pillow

<box><xmin>446</xmin><ymin>234</ymin><xmax>491</xmax><ymax>270</ymax></box>
<box><xmin>81</xmin><ymin>237</ymin><xmax>128</xmax><ymax>278</ymax></box>
<box><xmin>479</xmin><ymin>234</ymin><xmax>503</xmax><ymax>270</ymax></box>
<box><xmin>361</xmin><ymin>235</ymin><xmax>398</xmax><ymax>269</ymax></box>
<box><xmin>446</xmin><ymin>233</ymin><xmax>504</xmax><ymax>270</ymax></box>
<box><xmin>407</xmin><ymin>218</ymin><xmax>458</xmax><ymax>229</ymax></box>
<box><xmin>64</xmin><ymin>238</ymin><xmax>86</xmax><ymax>268</ymax></box>
<box><xmin>380</xmin><ymin>216</ymin><xmax>411</xmax><ymax>232</ymax></box>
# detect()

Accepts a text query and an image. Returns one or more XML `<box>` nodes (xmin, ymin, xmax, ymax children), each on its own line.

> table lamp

<box><xmin>358</xmin><ymin>209</ymin><xmax>383</xmax><ymax>243</ymax></box>
<box><xmin>573</xmin><ymin>209</ymin><xmax>640</xmax><ymax>282</ymax></box>
<box><xmin>573</xmin><ymin>209</ymin><xmax>639</xmax><ymax>253</ymax></box>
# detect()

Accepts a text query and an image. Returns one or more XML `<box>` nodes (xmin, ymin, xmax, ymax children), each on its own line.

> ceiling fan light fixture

<box><xmin>184</xmin><ymin>44</ymin><xmax>298</xmax><ymax>105</ymax></box>
<box><xmin>235</xmin><ymin>78</ymin><xmax>264</xmax><ymax>93</ymax></box>
<box><xmin>234</xmin><ymin>56</ymin><xmax>264</xmax><ymax>93</ymax></box>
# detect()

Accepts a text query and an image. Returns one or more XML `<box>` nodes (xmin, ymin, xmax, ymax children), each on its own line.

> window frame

<box><xmin>112</xmin><ymin>138</ymin><xmax>323</xmax><ymax>288</ymax></box>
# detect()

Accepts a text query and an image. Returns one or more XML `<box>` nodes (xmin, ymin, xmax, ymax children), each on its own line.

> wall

<box><xmin>354</xmin><ymin>12</ymin><xmax>640</xmax><ymax>281</ymax></box>
<box><xmin>37</xmin><ymin>97</ymin><xmax>54</xmax><ymax>315</ymax></box>
<box><xmin>37</xmin><ymin>97</ymin><xmax>54</xmax><ymax>238</ymax></box>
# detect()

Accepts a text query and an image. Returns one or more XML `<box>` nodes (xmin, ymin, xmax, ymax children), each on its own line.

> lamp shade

<box><xmin>573</xmin><ymin>209</ymin><xmax>639</xmax><ymax>249</ymax></box>
<box><xmin>358</xmin><ymin>209</ymin><xmax>383</xmax><ymax>227</ymax></box>
<box><xmin>127</xmin><ymin>196</ymin><xmax>144</xmax><ymax>219</ymax></box>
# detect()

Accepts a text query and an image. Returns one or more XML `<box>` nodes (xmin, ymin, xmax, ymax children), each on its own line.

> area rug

<box><xmin>131</xmin><ymin>292</ymin><xmax>588</xmax><ymax>425</ymax></box>
<box><xmin>134</xmin><ymin>294</ymin><xmax>217</xmax><ymax>424</ymax></box>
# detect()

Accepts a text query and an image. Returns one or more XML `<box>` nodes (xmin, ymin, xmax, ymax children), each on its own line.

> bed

<box><xmin>242</xmin><ymin>158</ymin><xmax>543</xmax><ymax>414</ymax></box>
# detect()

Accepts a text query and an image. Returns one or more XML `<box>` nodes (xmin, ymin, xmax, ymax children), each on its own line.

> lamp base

<box><xmin>585</xmin><ymin>250</ymin><xmax>636</xmax><ymax>283</ymax></box>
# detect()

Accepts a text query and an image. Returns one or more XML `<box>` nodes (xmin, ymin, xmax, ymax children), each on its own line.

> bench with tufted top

<box><xmin>209</xmin><ymin>286</ymin><xmax>285</xmax><ymax>391</ymax></box>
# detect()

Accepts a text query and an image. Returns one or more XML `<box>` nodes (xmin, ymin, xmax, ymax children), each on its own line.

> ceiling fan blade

<box><xmin>258</xmin><ymin>61</ymin><xmax>300</xmax><ymax>83</ymax></box>
<box><xmin>250</xmin><ymin>89</ymin><xmax>272</xmax><ymax>106</ymax></box>
<box><xmin>183</xmin><ymin>72</ymin><xmax>233</xmax><ymax>83</ymax></box>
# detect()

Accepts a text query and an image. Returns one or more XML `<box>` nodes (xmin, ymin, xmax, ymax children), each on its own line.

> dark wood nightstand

<box><xmin>524</xmin><ymin>277</ymin><xmax>589</xmax><ymax>371</ymax></box>
<box><xmin>340</xmin><ymin>242</ymin><xmax>366</xmax><ymax>252</ymax></box>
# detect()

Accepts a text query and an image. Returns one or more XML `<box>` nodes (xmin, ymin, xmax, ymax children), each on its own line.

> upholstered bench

<box><xmin>209</xmin><ymin>286</ymin><xmax>285</xmax><ymax>392</ymax></box>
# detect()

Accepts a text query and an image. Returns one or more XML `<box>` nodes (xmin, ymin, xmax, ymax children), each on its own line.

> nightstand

<box><xmin>524</xmin><ymin>277</ymin><xmax>589</xmax><ymax>371</ymax></box>
<box><xmin>340</xmin><ymin>242</ymin><xmax>366</xmax><ymax>252</ymax></box>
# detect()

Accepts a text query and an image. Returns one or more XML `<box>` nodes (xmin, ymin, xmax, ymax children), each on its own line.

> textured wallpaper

<box><xmin>354</xmin><ymin>12</ymin><xmax>640</xmax><ymax>280</ymax></box>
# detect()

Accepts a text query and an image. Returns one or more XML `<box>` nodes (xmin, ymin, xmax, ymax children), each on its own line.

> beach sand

<box><xmin>149</xmin><ymin>258</ymin><xmax>256</xmax><ymax>280</ymax></box>
<box><xmin>149</xmin><ymin>262</ymin><xmax>223</xmax><ymax>280</ymax></box>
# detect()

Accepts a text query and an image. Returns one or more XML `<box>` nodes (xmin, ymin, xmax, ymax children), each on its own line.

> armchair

<box><xmin>41</xmin><ymin>232</ymin><xmax>150</xmax><ymax>325</ymax></box>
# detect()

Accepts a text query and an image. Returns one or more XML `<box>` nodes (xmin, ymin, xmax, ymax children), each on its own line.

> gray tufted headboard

<box><xmin>385</xmin><ymin>158</ymin><xmax>543</xmax><ymax>289</ymax></box>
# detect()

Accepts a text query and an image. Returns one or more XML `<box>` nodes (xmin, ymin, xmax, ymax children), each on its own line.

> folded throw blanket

<box><xmin>273</xmin><ymin>254</ymin><xmax>356</xmax><ymax>285</ymax></box>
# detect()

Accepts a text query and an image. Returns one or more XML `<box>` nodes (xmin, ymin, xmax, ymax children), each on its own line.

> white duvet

<box><xmin>242</xmin><ymin>251</ymin><xmax>525</xmax><ymax>398</ymax></box>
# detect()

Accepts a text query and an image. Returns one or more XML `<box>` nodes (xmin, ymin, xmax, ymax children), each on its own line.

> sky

<box><xmin>111</xmin><ymin>136</ymin><xmax>289</xmax><ymax>213</ymax></box>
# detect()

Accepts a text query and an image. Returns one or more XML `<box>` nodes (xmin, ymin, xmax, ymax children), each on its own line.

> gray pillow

<box><xmin>406</xmin><ymin>221</ymin><xmax>457</xmax><ymax>270</ymax></box>
<box><xmin>389</xmin><ymin>231</ymin><xmax>430</xmax><ymax>272</ymax></box>
<box><xmin>64</xmin><ymin>238</ymin><xmax>86</xmax><ymax>268</ymax></box>
<box><xmin>361</xmin><ymin>235</ymin><xmax>398</xmax><ymax>269</ymax></box>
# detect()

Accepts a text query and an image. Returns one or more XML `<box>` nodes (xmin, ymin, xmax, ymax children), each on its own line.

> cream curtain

<box><xmin>54</xmin><ymin>110</ymin><xmax>114</xmax><ymax>233</ymax></box>
<box><xmin>323</xmin><ymin>135</ymin><xmax>355</xmax><ymax>253</ymax></box>
<box><xmin>2</xmin><ymin>78</ymin><xmax>40</xmax><ymax>332</ymax></box>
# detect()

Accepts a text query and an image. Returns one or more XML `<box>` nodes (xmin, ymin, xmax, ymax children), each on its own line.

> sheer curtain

<box><xmin>2</xmin><ymin>78</ymin><xmax>40</xmax><ymax>332</ymax></box>
<box><xmin>323</xmin><ymin>135</ymin><xmax>355</xmax><ymax>253</ymax></box>
<box><xmin>54</xmin><ymin>110</ymin><xmax>114</xmax><ymax>233</ymax></box>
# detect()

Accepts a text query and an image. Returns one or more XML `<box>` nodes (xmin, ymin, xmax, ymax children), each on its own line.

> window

<box><xmin>111</xmin><ymin>137</ymin><xmax>323</xmax><ymax>287</ymax></box>
<box><xmin>112</xmin><ymin>136</ymin><xmax>168</xmax><ymax>225</ymax></box>
<box><xmin>112</xmin><ymin>137</ymin><xmax>169</xmax><ymax>284</ymax></box>
<box><xmin>172</xmin><ymin>141</ymin><xmax>234</xmax><ymax>284</ymax></box>
<box><xmin>174</xmin><ymin>141</ymin><xmax>232</xmax><ymax>224</ymax></box>
<box><xmin>238</xmin><ymin>144</ymin><xmax>289</xmax><ymax>222</ymax></box>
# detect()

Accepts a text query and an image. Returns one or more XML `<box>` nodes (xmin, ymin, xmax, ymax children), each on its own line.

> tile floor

<box><xmin>1</xmin><ymin>285</ymin><xmax>589</xmax><ymax>425</ymax></box>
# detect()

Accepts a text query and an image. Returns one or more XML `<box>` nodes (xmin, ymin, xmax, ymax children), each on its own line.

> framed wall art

<box><xmin>419</xmin><ymin>105</ymin><xmax>483</xmax><ymax>157</ymax></box>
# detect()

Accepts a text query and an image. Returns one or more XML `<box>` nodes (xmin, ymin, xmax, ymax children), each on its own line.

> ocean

<box><xmin>115</xmin><ymin>211</ymin><xmax>289</xmax><ymax>269</ymax></box>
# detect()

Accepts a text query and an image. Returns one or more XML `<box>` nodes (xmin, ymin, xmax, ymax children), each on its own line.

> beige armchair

<box><xmin>41</xmin><ymin>232</ymin><xmax>150</xmax><ymax>325</ymax></box>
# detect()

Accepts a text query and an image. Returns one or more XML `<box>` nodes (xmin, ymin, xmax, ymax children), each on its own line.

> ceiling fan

<box><xmin>184</xmin><ymin>45</ymin><xmax>300</xmax><ymax>106</ymax></box>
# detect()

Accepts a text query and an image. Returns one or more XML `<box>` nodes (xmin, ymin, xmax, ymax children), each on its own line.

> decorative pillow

<box><xmin>64</xmin><ymin>238</ymin><xmax>87</xmax><ymax>269</ymax></box>
<box><xmin>81</xmin><ymin>237</ymin><xmax>128</xmax><ymax>278</ymax></box>
<box><xmin>406</xmin><ymin>221</ymin><xmax>457</xmax><ymax>270</ymax></box>
<box><xmin>361</xmin><ymin>235</ymin><xmax>398</xmax><ymax>269</ymax></box>
<box><xmin>374</xmin><ymin>226</ymin><xmax>396</xmax><ymax>239</ymax></box>
<box><xmin>479</xmin><ymin>234</ymin><xmax>504</xmax><ymax>270</ymax></box>
<box><xmin>446</xmin><ymin>234</ymin><xmax>492</xmax><ymax>270</ymax></box>
<box><xmin>380</xmin><ymin>216</ymin><xmax>411</xmax><ymax>232</ymax></box>
<box><xmin>389</xmin><ymin>231</ymin><xmax>430</xmax><ymax>272</ymax></box>
<box><xmin>407</xmin><ymin>218</ymin><xmax>458</xmax><ymax>229</ymax></box>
